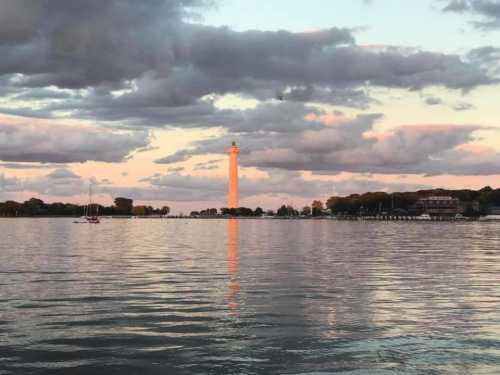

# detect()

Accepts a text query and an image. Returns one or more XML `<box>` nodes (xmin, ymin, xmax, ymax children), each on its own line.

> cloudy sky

<box><xmin>1</xmin><ymin>0</ymin><xmax>500</xmax><ymax>213</ymax></box>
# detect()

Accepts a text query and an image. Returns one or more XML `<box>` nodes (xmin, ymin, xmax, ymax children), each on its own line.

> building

<box><xmin>416</xmin><ymin>196</ymin><xmax>461</xmax><ymax>217</ymax></box>
<box><xmin>228</xmin><ymin>141</ymin><xmax>239</xmax><ymax>208</ymax></box>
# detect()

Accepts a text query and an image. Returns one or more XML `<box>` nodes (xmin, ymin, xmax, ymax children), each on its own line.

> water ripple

<box><xmin>0</xmin><ymin>218</ymin><xmax>499</xmax><ymax>374</ymax></box>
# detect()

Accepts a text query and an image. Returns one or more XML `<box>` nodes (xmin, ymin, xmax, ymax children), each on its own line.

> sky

<box><xmin>1</xmin><ymin>0</ymin><xmax>500</xmax><ymax>214</ymax></box>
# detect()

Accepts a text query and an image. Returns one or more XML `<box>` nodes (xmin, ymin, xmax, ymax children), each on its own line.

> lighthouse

<box><xmin>228</xmin><ymin>141</ymin><xmax>239</xmax><ymax>208</ymax></box>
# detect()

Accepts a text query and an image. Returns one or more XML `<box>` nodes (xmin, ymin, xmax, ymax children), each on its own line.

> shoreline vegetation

<box><xmin>0</xmin><ymin>197</ymin><xmax>170</xmax><ymax>218</ymax></box>
<box><xmin>1</xmin><ymin>186</ymin><xmax>500</xmax><ymax>220</ymax></box>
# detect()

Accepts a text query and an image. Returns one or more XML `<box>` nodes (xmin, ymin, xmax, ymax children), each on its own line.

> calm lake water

<box><xmin>0</xmin><ymin>218</ymin><xmax>499</xmax><ymax>374</ymax></box>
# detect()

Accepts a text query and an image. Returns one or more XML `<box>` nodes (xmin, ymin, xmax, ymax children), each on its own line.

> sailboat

<box><xmin>74</xmin><ymin>184</ymin><xmax>100</xmax><ymax>224</ymax></box>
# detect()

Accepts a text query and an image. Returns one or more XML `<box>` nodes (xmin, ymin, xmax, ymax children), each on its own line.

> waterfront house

<box><xmin>416</xmin><ymin>196</ymin><xmax>461</xmax><ymax>217</ymax></box>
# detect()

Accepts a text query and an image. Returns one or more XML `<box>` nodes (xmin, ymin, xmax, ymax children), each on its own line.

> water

<box><xmin>1</xmin><ymin>218</ymin><xmax>499</xmax><ymax>374</ymax></box>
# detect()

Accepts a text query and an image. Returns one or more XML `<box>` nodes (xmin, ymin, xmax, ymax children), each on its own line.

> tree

<box><xmin>301</xmin><ymin>206</ymin><xmax>311</xmax><ymax>216</ymax></box>
<box><xmin>311</xmin><ymin>200</ymin><xmax>324</xmax><ymax>216</ymax></box>
<box><xmin>238</xmin><ymin>207</ymin><xmax>254</xmax><ymax>216</ymax></box>
<box><xmin>23</xmin><ymin>198</ymin><xmax>46</xmax><ymax>216</ymax></box>
<box><xmin>199</xmin><ymin>208</ymin><xmax>218</xmax><ymax>216</ymax></box>
<box><xmin>114</xmin><ymin>197</ymin><xmax>133</xmax><ymax>215</ymax></box>
<box><xmin>1</xmin><ymin>201</ymin><xmax>21</xmax><ymax>216</ymax></box>
<box><xmin>160</xmin><ymin>206</ymin><xmax>170</xmax><ymax>216</ymax></box>
<box><xmin>132</xmin><ymin>206</ymin><xmax>147</xmax><ymax>216</ymax></box>
<box><xmin>277</xmin><ymin>205</ymin><xmax>288</xmax><ymax>216</ymax></box>
<box><xmin>220</xmin><ymin>207</ymin><xmax>255</xmax><ymax>217</ymax></box>
<box><xmin>0</xmin><ymin>197</ymin><xmax>170</xmax><ymax>218</ymax></box>
<box><xmin>277</xmin><ymin>205</ymin><xmax>298</xmax><ymax>216</ymax></box>
<box><xmin>254</xmin><ymin>207</ymin><xmax>264</xmax><ymax>216</ymax></box>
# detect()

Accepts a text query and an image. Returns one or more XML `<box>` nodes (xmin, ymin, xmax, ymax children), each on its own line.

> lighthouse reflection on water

<box><xmin>227</xmin><ymin>218</ymin><xmax>240</xmax><ymax>315</ymax></box>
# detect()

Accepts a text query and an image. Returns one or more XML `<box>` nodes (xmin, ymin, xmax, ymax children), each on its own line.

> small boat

<box><xmin>74</xmin><ymin>184</ymin><xmax>100</xmax><ymax>224</ymax></box>
<box><xmin>85</xmin><ymin>215</ymin><xmax>100</xmax><ymax>224</ymax></box>
<box><xmin>416</xmin><ymin>213</ymin><xmax>432</xmax><ymax>221</ymax></box>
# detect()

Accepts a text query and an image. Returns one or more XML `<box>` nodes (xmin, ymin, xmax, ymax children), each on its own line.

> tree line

<box><xmin>0</xmin><ymin>197</ymin><xmax>170</xmax><ymax>217</ymax></box>
<box><xmin>197</xmin><ymin>187</ymin><xmax>500</xmax><ymax>218</ymax></box>
<box><xmin>191</xmin><ymin>201</ymin><xmax>327</xmax><ymax>217</ymax></box>
<box><xmin>191</xmin><ymin>207</ymin><xmax>265</xmax><ymax>217</ymax></box>
<box><xmin>325</xmin><ymin>186</ymin><xmax>500</xmax><ymax>216</ymax></box>
<box><xmin>3</xmin><ymin>186</ymin><xmax>499</xmax><ymax>218</ymax></box>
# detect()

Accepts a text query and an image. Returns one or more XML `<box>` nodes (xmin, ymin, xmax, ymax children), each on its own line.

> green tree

<box><xmin>311</xmin><ymin>200</ymin><xmax>324</xmax><ymax>216</ymax></box>
<box><xmin>301</xmin><ymin>206</ymin><xmax>311</xmax><ymax>216</ymax></box>
<box><xmin>23</xmin><ymin>198</ymin><xmax>46</xmax><ymax>216</ymax></box>
<box><xmin>132</xmin><ymin>206</ymin><xmax>147</xmax><ymax>216</ymax></box>
<box><xmin>277</xmin><ymin>205</ymin><xmax>298</xmax><ymax>216</ymax></box>
<box><xmin>277</xmin><ymin>205</ymin><xmax>288</xmax><ymax>216</ymax></box>
<box><xmin>3</xmin><ymin>201</ymin><xmax>21</xmax><ymax>216</ymax></box>
<box><xmin>254</xmin><ymin>207</ymin><xmax>264</xmax><ymax>216</ymax></box>
<box><xmin>114</xmin><ymin>197</ymin><xmax>133</xmax><ymax>215</ymax></box>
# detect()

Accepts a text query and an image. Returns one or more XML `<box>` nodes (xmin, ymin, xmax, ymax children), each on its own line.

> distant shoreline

<box><xmin>1</xmin><ymin>216</ymin><xmax>499</xmax><ymax>222</ymax></box>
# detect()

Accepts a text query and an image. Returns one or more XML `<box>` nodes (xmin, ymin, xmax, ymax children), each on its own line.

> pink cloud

<box><xmin>304</xmin><ymin>111</ymin><xmax>353</xmax><ymax>125</ymax></box>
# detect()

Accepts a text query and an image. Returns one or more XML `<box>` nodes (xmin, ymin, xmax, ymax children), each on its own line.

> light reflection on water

<box><xmin>227</xmin><ymin>219</ymin><xmax>240</xmax><ymax>315</ymax></box>
<box><xmin>0</xmin><ymin>218</ymin><xmax>499</xmax><ymax>374</ymax></box>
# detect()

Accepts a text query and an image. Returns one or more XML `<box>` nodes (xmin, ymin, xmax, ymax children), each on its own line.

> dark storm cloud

<box><xmin>193</xmin><ymin>42</ymin><xmax>494</xmax><ymax>90</ymax></box>
<box><xmin>0</xmin><ymin>0</ymin><xmax>214</xmax><ymax>87</ymax></box>
<box><xmin>442</xmin><ymin>0</ymin><xmax>500</xmax><ymax>29</ymax></box>
<box><xmin>1</xmin><ymin>0</ymin><xmax>499</xmax><ymax>175</ymax></box>
<box><xmin>0</xmin><ymin>0</ymin><xmax>43</xmax><ymax>44</ymax></box>
<box><xmin>0</xmin><ymin>0</ymin><xmax>496</xmax><ymax>124</ymax></box>
<box><xmin>0</xmin><ymin>118</ymin><xmax>149</xmax><ymax>163</ymax></box>
<box><xmin>0</xmin><ymin>0</ymin><xmax>354</xmax><ymax>93</ymax></box>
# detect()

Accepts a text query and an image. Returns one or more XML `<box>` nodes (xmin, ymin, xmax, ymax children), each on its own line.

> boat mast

<box><xmin>88</xmin><ymin>184</ymin><xmax>92</xmax><ymax>217</ymax></box>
